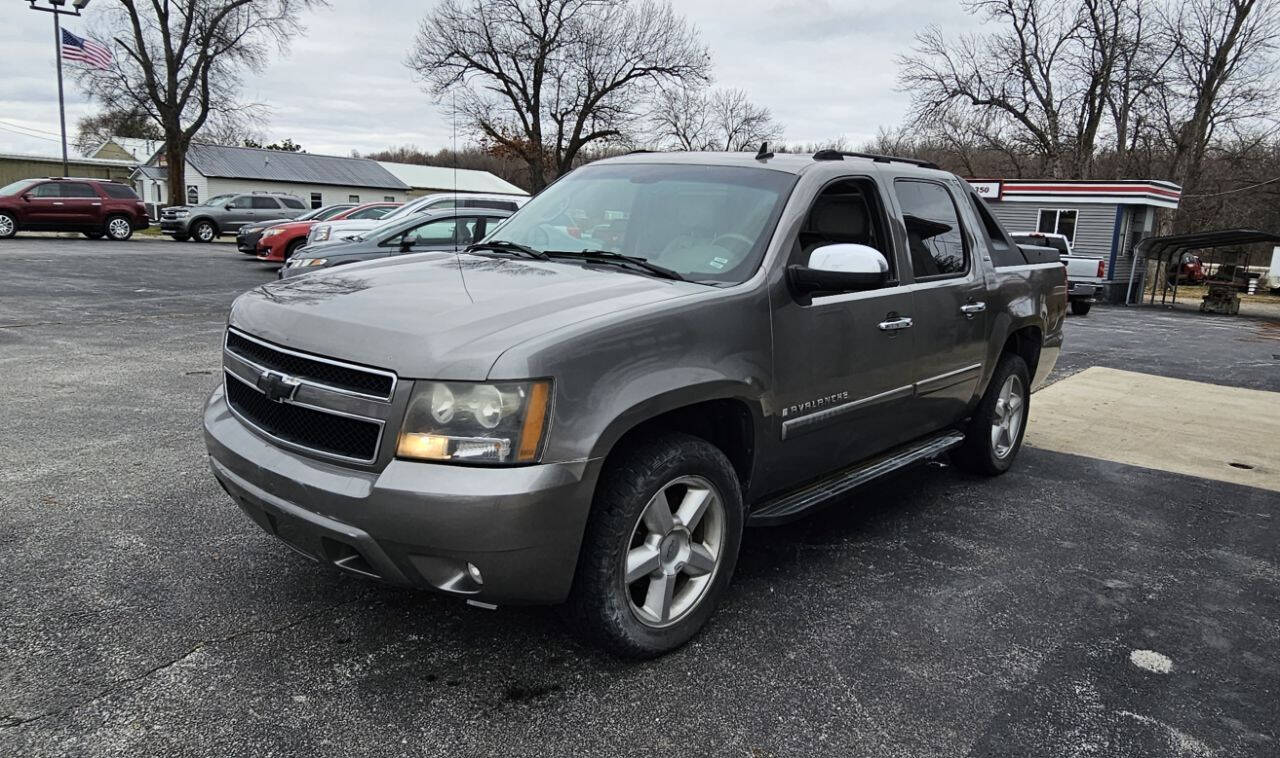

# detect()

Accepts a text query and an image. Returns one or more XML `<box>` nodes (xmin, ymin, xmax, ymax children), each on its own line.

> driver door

<box><xmin>764</xmin><ymin>175</ymin><xmax>928</xmax><ymax>493</ymax></box>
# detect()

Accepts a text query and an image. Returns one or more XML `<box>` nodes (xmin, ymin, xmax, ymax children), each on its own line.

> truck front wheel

<box><xmin>192</xmin><ymin>220</ymin><xmax>217</xmax><ymax>243</ymax></box>
<box><xmin>565</xmin><ymin>433</ymin><xmax>743</xmax><ymax>658</ymax></box>
<box><xmin>952</xmin><ymin>353</ymin><xmax>1031</xmax><ymax>476</ymax></box>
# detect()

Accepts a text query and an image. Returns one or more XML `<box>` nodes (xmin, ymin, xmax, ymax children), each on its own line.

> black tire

<box><xmin>83</xmin><ymin>231</ymin><xmax>104</xmax><ymax>239</ymax></box>
<box><xmin>104</xmin><ymin>215</ymin><xmax>133</xmax><ymax>241</ymax></box>
<box><xmin>191</xmin><ymin>220</ymin><xmax>217</xmax><ymax>243</ymax></box>
<box><xmin>952</xmin><ymin>353</ymin><xmax>1031</xmax><ymax>476</ymax></box>
<box><xmin>564</xmin><ymin>433</ymin><xmax>744</xmax><ymax>658</ymax></box>
<box><xmin>284</xmin><ymin>237</ymin><xmax>306</xmax><ymax>261</ymax></box>
<box><xmin>1070</xmin><ymin>300</ymin><xmax>1092</xmax><ymax>316</ymax></box>
<box><xmin>0</xmin><ymin>212</ymin><xmax>16</xmax><ymax>239</ymax></box>
<box><xmin>169</xmin><ymin>233</ymin><xmax>190</xmax><ymax>242</ymax></box>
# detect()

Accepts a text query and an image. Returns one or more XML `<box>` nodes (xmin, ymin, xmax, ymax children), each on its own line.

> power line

<box><xmin>1183</xmin><ymin>175</ymin><xmax>1280</xmax><ymax>198</ymax></box>
<box><xmin>0</xmin><ymin>123</ymin><xmax>64</xmax><ymax>143</ymax></box>
<box><xmin>0</xmin><ymin>118</ymin><xmax>64</xmax><ymax>138</ymax></box>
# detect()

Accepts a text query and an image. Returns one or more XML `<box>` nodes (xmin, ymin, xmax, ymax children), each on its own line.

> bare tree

<box><xmin>78</xmin><ymin>0</ymin><xmax>323</xmax><ymax>206</ymax></box>
<box><xmin>73</xmin><ymin>108</ymin><xmax>161</xmax><ymax>155</ymax></box>
<box><xmin>1155</xmin><ymin>0</ymin><xmax>1280</xmax><ymax>197</ymax></box>
<box><xmin>407</xmin><ymin>0</ymin><xmax>711</xmax><ymax>190</ymax></box>
<box><xmin>649</xmin><ymin>86</ymin><xmax>782</xmax><ymax>151</ymax></box>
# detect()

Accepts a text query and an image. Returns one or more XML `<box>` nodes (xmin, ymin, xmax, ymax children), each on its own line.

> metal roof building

<box><xmin>969</xmin><ymin>178</ymin><xmax>1183</xmax><ymax>303</ymax></box>
<box><xmin>131</xmin><ymin>143</ymin><xmax>411</xmax><ymax>211</ymax></box>
<box><xmin>376</xmin><ymin>161</ymin><xmax>528</xmax><ymax>197</ymax></box>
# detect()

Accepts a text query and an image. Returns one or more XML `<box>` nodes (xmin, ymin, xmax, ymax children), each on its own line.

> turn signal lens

<box><xmin>397</xmin><ymin>380</ymin><xmax>552</xmax><ymax>465</ymax></box>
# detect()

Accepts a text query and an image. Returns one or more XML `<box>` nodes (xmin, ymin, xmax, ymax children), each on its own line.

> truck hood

<box><xmin>228</xmin><ymin>253</ymin><xmax>703</xmax><ymax>379</ymax></box>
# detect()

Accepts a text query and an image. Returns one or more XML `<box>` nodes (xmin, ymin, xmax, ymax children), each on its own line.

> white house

<box><xmin>130</xmin><ymin>143</ymin><xmax>411</xmax><ymax>212</ymax></box>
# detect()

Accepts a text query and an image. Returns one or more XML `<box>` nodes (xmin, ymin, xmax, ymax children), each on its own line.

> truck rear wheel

<box><xmin>105</xmin><ymin>215</ymin><xmax>133</xmax><ymax>241</ymax></box>
<box><xmin>565</xmin><ymin>433</ymin><xmax>743</xmax><ymax>658</ymax></box>
<box><xmin>1070</xmin><ymin>300</ymin><xmax>1092</xmax><ymax>315</ymax></box>
<box><xmin>952</xmin><ymin>353</ymin><xmax>1030</xmax><ymax>476</ymax></box>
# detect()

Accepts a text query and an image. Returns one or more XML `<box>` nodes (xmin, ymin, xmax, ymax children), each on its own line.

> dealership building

<box><xmin>969</xmin><ymin>178</ymin><xmax>1182</xmax><ymax>302</ymax></box>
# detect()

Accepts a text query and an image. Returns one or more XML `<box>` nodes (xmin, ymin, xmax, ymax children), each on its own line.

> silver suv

<box><xmin>160</xmin><ymin>191</ymin><xmax>308</xmax><ymax>242</ymax></box>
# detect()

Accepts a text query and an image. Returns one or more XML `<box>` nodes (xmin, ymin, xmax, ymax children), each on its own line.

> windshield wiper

<box><xmin>465</xmin><ymin>240</ymin><xmax>549</xmax><ymax>260</ymax></box>
<box><xmin>544</xmin><ymin>249</ymin><xmax>685</xmax><ymax>281</ymax></box>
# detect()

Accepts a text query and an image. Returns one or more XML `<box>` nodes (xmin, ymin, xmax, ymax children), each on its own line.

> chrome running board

<box><xmin>748</xmin><ymin>430</ymin><xmax>966</xmax><ymax>526</ymax></box>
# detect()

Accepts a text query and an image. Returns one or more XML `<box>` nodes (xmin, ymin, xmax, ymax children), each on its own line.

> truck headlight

<box><xmin>172</xmin><ymin>210</ymin><xmax>189</xmax><ymax>217</ymax></box>
<box><xmin>397</xmin><ymin>380</ymin><xmax>551</xmax><ymax>464</ymax></box>
<box><xmin>313</xmin><ymin>226</ymin><xmax>331</xmax><ymax>241</ymax></box>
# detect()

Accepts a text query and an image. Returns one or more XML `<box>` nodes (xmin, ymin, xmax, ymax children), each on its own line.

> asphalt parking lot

<box><xmin>2</xmin><ymin>237</ymin><xmax>1277</xmax><ymax>757</ymax></box>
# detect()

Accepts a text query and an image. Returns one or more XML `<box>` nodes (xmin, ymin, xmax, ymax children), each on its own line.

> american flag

<box><xmin>61</xmin><ymin>29</ymin><xmax>112</xmax><ymax>70</ymax></box>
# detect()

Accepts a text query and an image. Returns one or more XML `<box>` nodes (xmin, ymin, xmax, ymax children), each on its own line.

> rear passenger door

<box><xmin>891</xmin><ymin>178</ymin><xmax>989</xmax><ymax>427</ymax></box>
<box><xmin>249</xmin><ymin>196</ymin><xmax>283</xmax><ymax>223</ymax></box>
<box><xmin>58</xmin><ymin>181</ymin><xmax>104</xmax><ymax>227</ymax></box>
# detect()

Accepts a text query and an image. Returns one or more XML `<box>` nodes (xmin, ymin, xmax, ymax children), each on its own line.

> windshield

<box><xmin>486</xmin><ymin>163</ymin><xmax>795</xmax><ymax>284</ymax></box>
<box><xmin>303</xmin><ymin>205</ymin><xmax>350</xmax><ymax>221</ymax></box>
<box><xmin>0</xmin><ymin>179</ymin><xmax>38</xmax><ymax>196</ymax></box>
<box><xmin>200</xmin><ymin>193</ymin><xmax>237</xmax><ymax>207</ymax></box>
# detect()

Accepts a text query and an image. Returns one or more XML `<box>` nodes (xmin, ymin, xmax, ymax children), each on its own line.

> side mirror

<box><xmin>788</xmin><ymin>244</ymin><xmax>889</xmax><ymax>295</ymax></box>
<box><xmin>398</xmin><ymin>237</ymin><xmax>414</xmax><ymax>253</ymax></box>
<box><xmin>225</xmin><ymin>204</ymin><xmax>234</xmax><ymax>210</ymax></box>
<box><xmin>21</xmin><ymin>193</ymin><xmax>31</xmax><ymax>202</ymax></box>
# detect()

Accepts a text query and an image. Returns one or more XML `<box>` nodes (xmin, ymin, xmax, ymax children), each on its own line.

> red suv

<box><xmin>255</xmin><ymin>201</ymin><xmax>400</xmax><ymax>262</ymax></box>
<box><xmin>0</xmin><ymin>177</ymin><xmax>150</xmax><ymax>241</ymax></box>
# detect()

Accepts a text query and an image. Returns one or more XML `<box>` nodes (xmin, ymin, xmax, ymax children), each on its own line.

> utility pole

<box><xmin>26</xmin><ymin>0</ymin><xmax>94</xmax><ymax>177</ymax></box>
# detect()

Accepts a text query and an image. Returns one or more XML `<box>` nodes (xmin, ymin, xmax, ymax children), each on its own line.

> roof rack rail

<box><xmin>812</xmin><ymin>150</ymin><xmax>940</xmax><ymax>170</ymax></box>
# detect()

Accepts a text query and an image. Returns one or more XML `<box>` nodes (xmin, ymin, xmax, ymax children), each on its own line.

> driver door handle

<box><xmin>877</xmin><ymin>316</ymin><xmax>914</xmax><ymax>331</ymax></box>
<box><xmin>960</xmin><ymin>301</ymin><xmax>987</xmax><ymax>317</ymax></box>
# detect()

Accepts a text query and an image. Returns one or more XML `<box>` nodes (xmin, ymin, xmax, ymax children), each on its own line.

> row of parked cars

<box><xmin>156</xmin><ymin>188</ymin><xmax>528</xmax><ymax>273</ymax></box>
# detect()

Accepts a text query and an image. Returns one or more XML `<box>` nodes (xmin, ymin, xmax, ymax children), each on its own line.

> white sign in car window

<box><xmin>969</xmin><ymin>181</ymin><xmax>1002</xmax><ymax>200</ymax></box>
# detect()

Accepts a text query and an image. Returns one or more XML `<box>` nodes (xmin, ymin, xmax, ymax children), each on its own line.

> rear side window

<box><xmin>102</xmin><ymin>183</ymin><xmax>139</xmax><ymax>199</ymax></box>
<box><xmin>60</xmin><ymin>182</ymin><xmax>99</xmax><ymax>198</ymax></box>
<box><xmin>969</xmin><ymin>193</ymin><xmax>1026</xmax><ymax>267</ymax></box>
<box><xmin>894</xmin><ymin>180</ymin><xmax>968</xmax><ymax>278</ymax></box>
<box><xmin>280</xmin><ymin>197</ymin><xmax>305</xmax><ymax>209</ymax></box>
<box><xmin>250</xmin><ymin>196</ymin><xmax>280</xmax><ymax>209</ymax></box>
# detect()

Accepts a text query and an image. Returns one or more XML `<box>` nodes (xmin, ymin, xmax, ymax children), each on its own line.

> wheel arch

<box><xmin>589</xmin><ymin>384</ymin><xmax>762</xmax><ymax>496</ymax></box>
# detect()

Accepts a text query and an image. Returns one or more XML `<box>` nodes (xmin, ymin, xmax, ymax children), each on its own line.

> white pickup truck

<box><xmin>1011</xmin><ymin>232</ymin><xmax>1104</xmax><ymax>315</ymax></box>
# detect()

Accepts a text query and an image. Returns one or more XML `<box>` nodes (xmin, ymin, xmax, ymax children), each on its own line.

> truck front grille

<box><xmin>225</xmin><ymin>329</ymin><xmax>394</xmax><ymax>399</ymax></box>
<box><xmin>225</xmin><ymin>374</ymin><xmax>382</xmax><ymax>462</ymax></box>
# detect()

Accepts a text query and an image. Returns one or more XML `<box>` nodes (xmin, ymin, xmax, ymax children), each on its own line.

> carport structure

<box><xmin>1125</xmin><ymin>229</ymin><xmax>1280</xmax><ymax>308</ymax></box>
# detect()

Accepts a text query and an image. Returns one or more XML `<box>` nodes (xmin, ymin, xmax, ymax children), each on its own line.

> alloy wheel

<box><xmin>107</xmin><ymin>217</ymin><xmax>131</xmax><ymax>240</ymax></box>
<box><xmin>990</xmin><ymin>374</ymin><xmax>1025</xmax><ymax>459</ymax></box>
<box><xmin>0</xmin><ymin>214</ymin><xmax>14</xmax><ymax>237</ymax></box>
<box><xmin>197</xmin><ymin>223</ymin><xmax>214</xmax><ymax>242</ymax></box>
<box><xmin>623</xmin><ymin>475</ymin><xmax>726</xmax><ymax>628</ymax></box>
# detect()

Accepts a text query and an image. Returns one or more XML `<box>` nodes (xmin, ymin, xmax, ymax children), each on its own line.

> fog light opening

<box><xmin>466</xmin><ymin>562</ymin><xmax>484</xmax><ymax>585</ymax></box>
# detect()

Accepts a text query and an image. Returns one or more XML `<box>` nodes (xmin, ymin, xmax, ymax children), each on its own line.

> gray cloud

<box><xmin>0</xmin><ymin>0</ymin><xmax>979</xmax><ymax>157</ymax></box>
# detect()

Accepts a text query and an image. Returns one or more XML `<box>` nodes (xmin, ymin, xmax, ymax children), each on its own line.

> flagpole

<box><xmin>53</xmin><ymin>10</ymin><xmax>68</xmax><ymax>176</ymax></box>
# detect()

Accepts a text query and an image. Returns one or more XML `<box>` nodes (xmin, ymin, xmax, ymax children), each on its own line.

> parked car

<box><xmin>257</xmin><ymin>202</ymin><xmax>401</xmax><ymax>263</ymax></box>
<box><xmin>280</xmin><ymin>207</ymin><xmax>511</xmax><ymax>277</ymax></box>
<box><xmin>307</xmin><ymin>192</ymin><xmax>526</xmax><ymax>246</ymax></box>
<box><xmin>236</xmin><ymin>203</ymin><xmax>356</xmax><ymax>254</ymax></box>
<box><xmin>204</xmin><ymin>150</ymin><xmax>1065</xmax><ymax>657</ymax></box>
<box><xmin>1167</xmin><ymin>253</ymin><xmax>1206</xmax><ymax>285</ymax></box>
<box><xmin>0</xmin><ymin>177</ymin><xmax>150</xmax><ymax>241</ymax></box>
<box><xmin>1011</xmin><ymin>232</ymin><xmax>1101</xmax><ymax>315</ymax></box>
<box><xmin>160</xmin><ymin>191</ymin><xmax>308</xmax><ymax>242</ymax></box>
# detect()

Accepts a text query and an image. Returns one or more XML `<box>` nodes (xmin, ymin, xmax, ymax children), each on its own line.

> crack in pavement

<box><xmin>0</xmin><ymin>592</ymin><xmax>371</xmax><ymax>731</ymax></box>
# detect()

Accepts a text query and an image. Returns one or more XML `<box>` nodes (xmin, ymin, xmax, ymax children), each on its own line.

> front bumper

<box><xmin>160</xmin><ymin>218</ymin><xmax>190</xmax><ymax>234</ymax></box>
<box><xmin>203</xmin><ymin>385</ymin><xmax>600</xmax><ymax>604</ymax></box>
<box><xmin>236</xmin><ymin>230</ymin><xmax>263</xmax><ymax>252</ymax></box>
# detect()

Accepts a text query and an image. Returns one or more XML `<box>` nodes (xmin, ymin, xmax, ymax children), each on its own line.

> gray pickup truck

<box><xmin>204</xmin><ymin>150</ymin><xmax>1066</xmax><ymax>657</ymax></box>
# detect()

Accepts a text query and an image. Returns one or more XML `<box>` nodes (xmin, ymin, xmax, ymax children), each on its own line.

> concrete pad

<box><xmin>1026</xmin><ymin>366</ymin><xmax>1280</xmax><ymax>492</ymax></box>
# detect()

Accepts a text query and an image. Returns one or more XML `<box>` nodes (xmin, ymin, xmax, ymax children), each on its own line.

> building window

<box><xmin>152</xmin><ymin>184</ymin><xmax>160</xmax><ymax>202</ymax></box>
<box><xmin>348</xmin><ymin>194</ymin><xmax>360</xmax><ymax>203</ymax></box>
<box><xmin>186</xmin><ymin>185</ymin><xmax>198</xmax><ymax>204</ymax></box>
<box><xmin>310</xmin><ymin>192</ymin><xmax>322</xmax><ymax>209</ymax></box>
<box><xmin>1037</xmin><ymin>209</ymin><xmax>1078</xmax><ymax>243</ymax></box>
<box><xmin>384</xmin><ymin>195</ymin><xmax>395</xmax><ymax>202</ymax></box>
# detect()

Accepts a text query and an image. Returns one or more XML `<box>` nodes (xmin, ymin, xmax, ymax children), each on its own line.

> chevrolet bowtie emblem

<box><xmin>255</xmin><ymin>370</ymin><xmax>301</xmax><ymax>402</ymax></box>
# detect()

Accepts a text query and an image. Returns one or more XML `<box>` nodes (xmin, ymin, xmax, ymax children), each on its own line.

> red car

<box><xmin>0</xmin><ymin>177</ymin><xmax>150</xmax><ymax>240</ymax></box>
<box><xmin>256</xmin><ymin>201</ymin><xmax>400</xmax><ymax>262</ymax></box>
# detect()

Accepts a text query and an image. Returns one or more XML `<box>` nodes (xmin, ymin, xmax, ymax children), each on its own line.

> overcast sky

<box><xmin>0</xmin><ymin>0</ymin><xmax>981</xmax><ymax>158</ymax></box>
